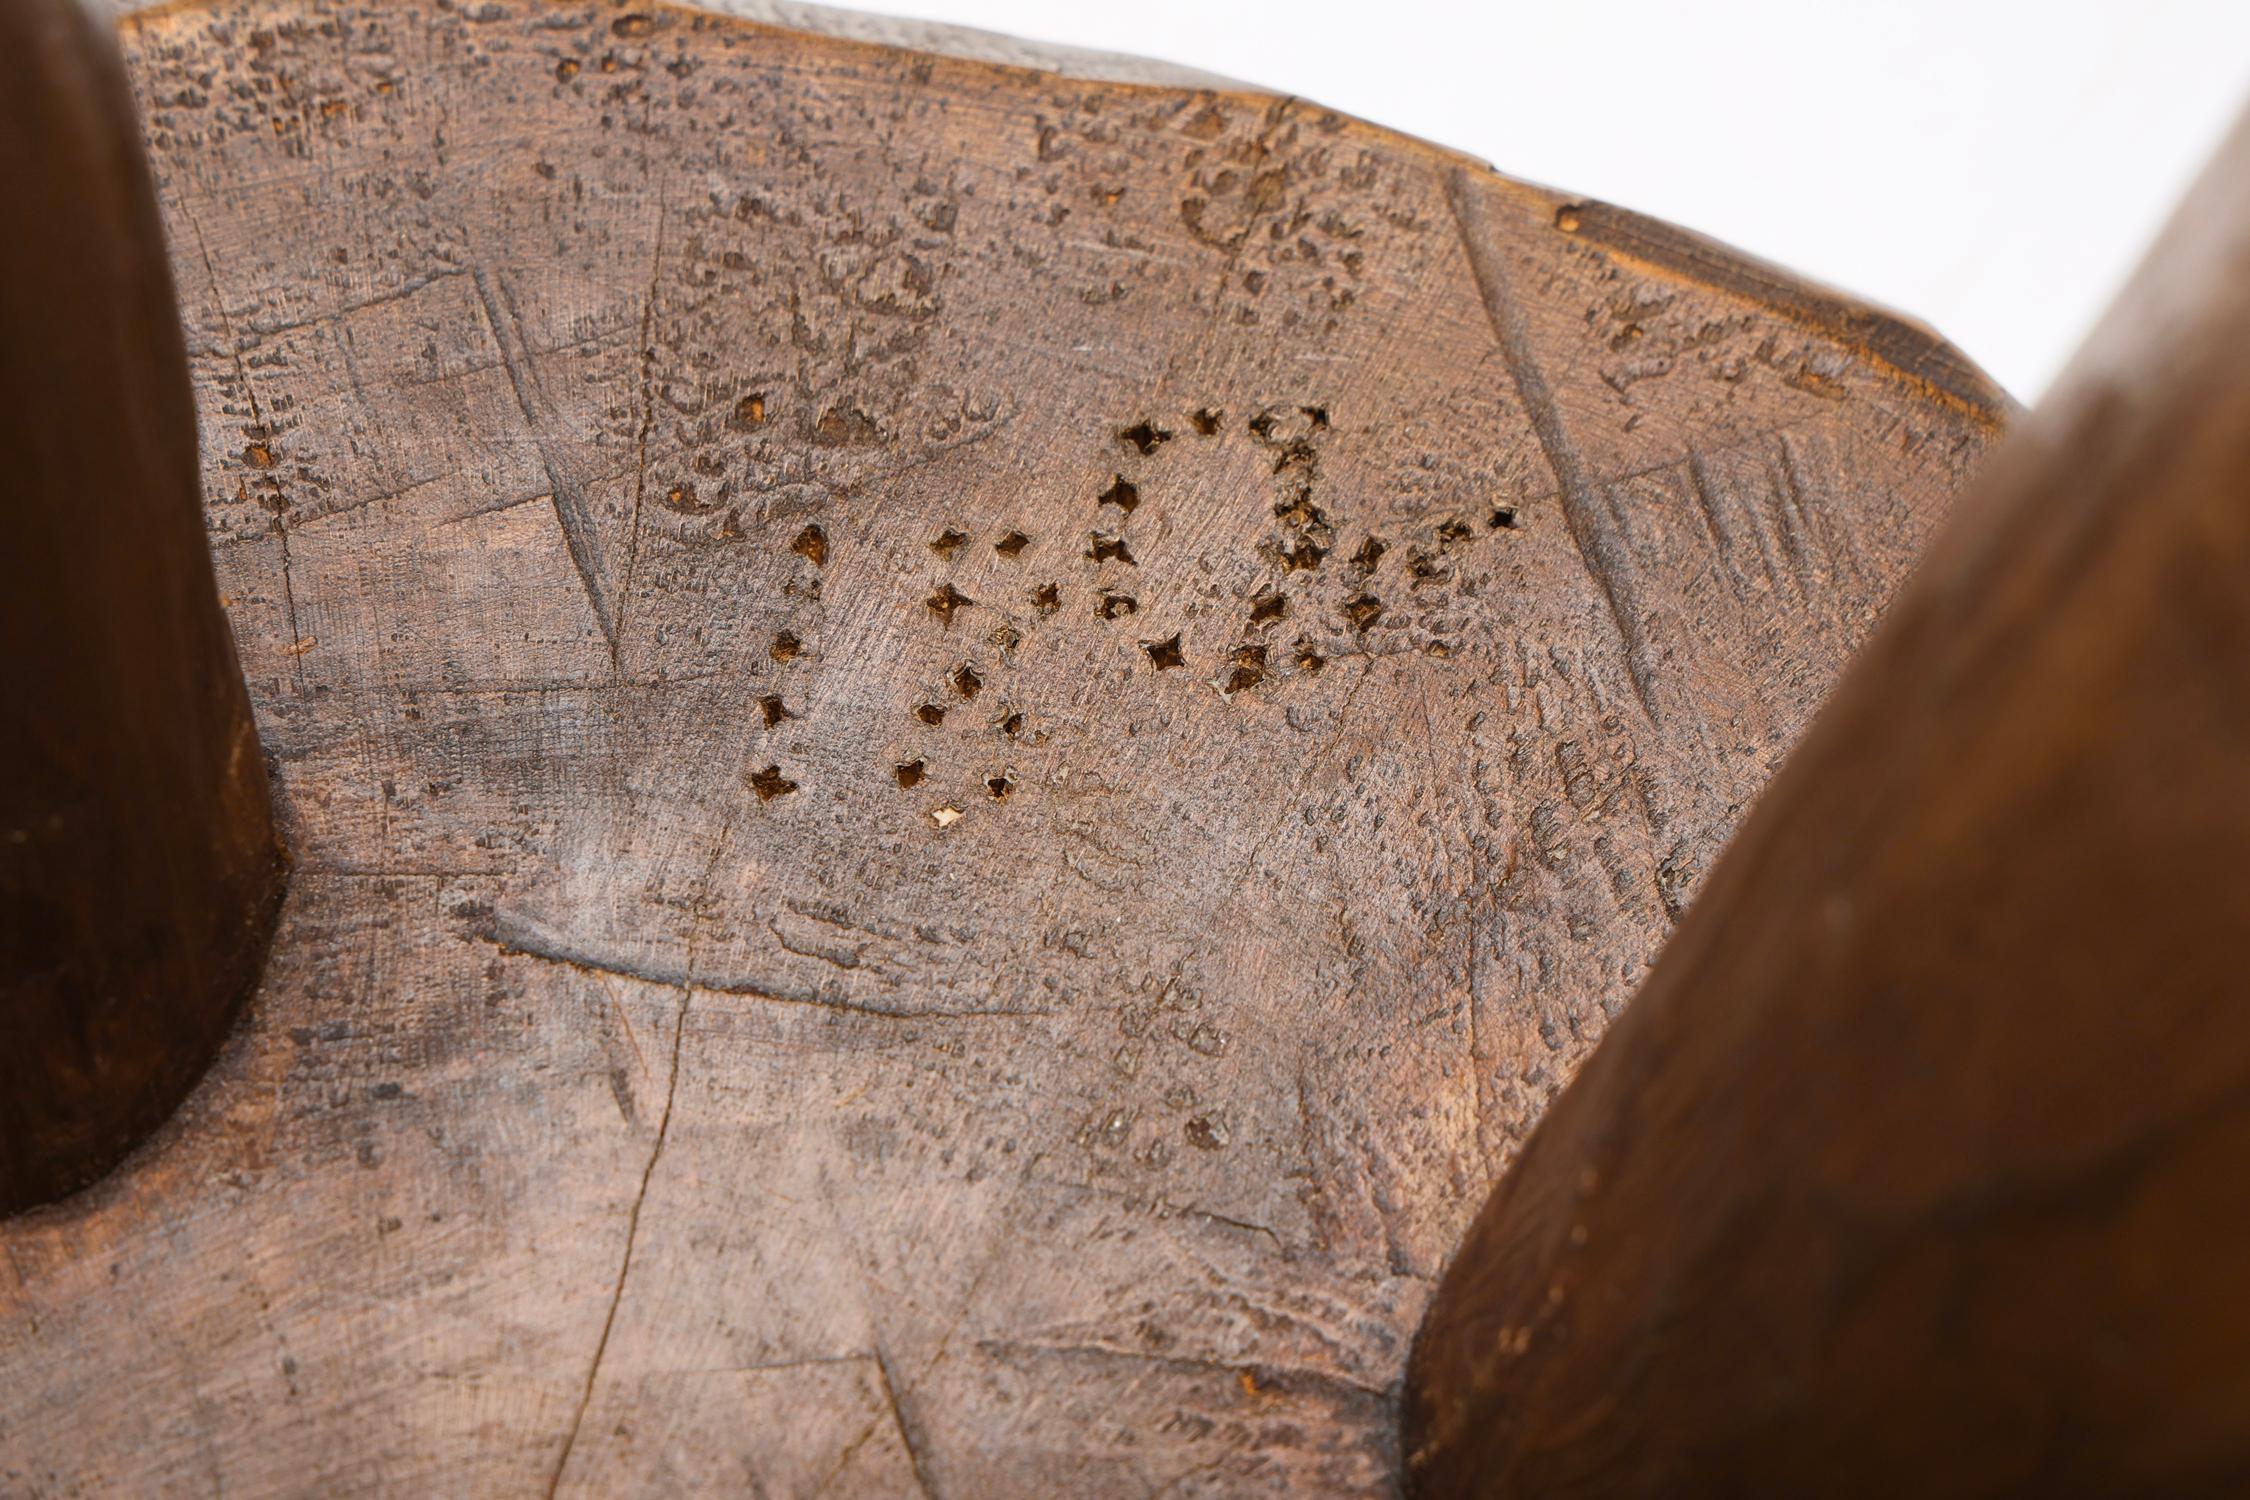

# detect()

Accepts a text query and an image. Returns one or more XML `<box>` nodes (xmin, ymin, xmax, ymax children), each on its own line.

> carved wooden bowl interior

<box><xmin>1</xmin><ymin>0</ymin><xmax>2005</xmax><ymax>1491</ymax></box>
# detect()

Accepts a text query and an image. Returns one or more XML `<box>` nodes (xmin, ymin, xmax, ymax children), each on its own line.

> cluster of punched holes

<box><xmin>1114</xmin><ymin>407</ymin><xmax>1324</xmax><ymax>691</ymax></box>
<box><xmin>1108</xmin><ymin>403</ymin><xmax>1523</xmax><ymax>693</ymax></box>
<box><xmin>911</xmin><ymin>520</ymin><xmax>1039</xmax><ymax>827</ymax></box>
<box><xmin>871</xmin><ymin>408</ymin><xmax>1528</xmax><ymax>820</ymax></box>
<box><xmin>744</xmin><ymin>526</ymin><xmax>828</xmax><ymax>803</ymax></box>
<box><xmin>898</xmin><ymin>413</ymin><xmax>1192</xmax><ymax>823</ymax></box>
<box><xmin>921</xmin><ymin>531</ymin><xmax>1071</xmax><ymax>625</ymax></box>
<box><xmin>1127</xmin><ymin>404</ymin><xmax>1324</xmax><ymax>692</ymax></box>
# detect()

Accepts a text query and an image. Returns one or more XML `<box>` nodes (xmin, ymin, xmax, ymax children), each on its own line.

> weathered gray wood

<box><xmin>0</xmin><ymin>1</ymin><xmax>2002</xmax><ymax>1492</ymax></box>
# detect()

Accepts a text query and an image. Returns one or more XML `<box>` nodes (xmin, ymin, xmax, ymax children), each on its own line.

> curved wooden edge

<box><xmin>0</xmin><ymin>0</ymin><xmax>287</xmax><ymax>1215</ymax></box>
<box><xmin>109</xmin><ymin>0</ymin><xmax>1246</xmax><ymax>87</ymax></box>
<box><xmin>112</xmin><ymin>0</ymin><xmax>2011</xmax><ymax>436</ymax></box>
<box><xmin>1549</xmin><ymin>196</ymin><xmax>2016</xmax><ymax>424</ymax></box>
<box><xmin>1403</xmin><ymin>105</ymin><xmax>2250</xmax><ymax>1498</ymax></box>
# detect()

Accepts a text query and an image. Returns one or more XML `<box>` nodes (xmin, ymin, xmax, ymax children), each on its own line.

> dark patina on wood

<box><xmin>1405</xmin><ymin>109</ymin><xmax>2250</xmax><ymax>1500</ymax></box>
<box><xmin>0</xmin><ymin>0</ymin><xmax>285</xmax><ymax>1215</ymax></box>
<box><xmin>0</xmin><ymin>0</ymin><xmax>2001</xmax><ymax>1490</ymax></box>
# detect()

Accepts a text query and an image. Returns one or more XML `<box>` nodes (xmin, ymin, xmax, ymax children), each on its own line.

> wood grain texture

<box><xmin>0</xmin><ymin>0</ymin><xmax>285</xmax><ymax>1215</ymax></box>
<box><xmin>1404</xmin><ymin>108</ymin><xmax>2250</xmax><ymax>1500</ymax></box>
<box><xmin>1</xmin><ymin>1</ymin><xmax>2000</xmax><ymax>1492</ymax></box>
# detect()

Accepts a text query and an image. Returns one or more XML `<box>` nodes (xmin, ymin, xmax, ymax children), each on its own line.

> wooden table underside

<box><xmin>0</xmin><ymin>2</ymin><xmax>2001</xmax><ymax>1492</ymax></box>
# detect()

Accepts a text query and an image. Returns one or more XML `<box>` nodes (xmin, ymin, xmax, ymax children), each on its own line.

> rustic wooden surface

<box><xmin>1404</xmin><ymin>108</ymin><xmax>2250</xmax><ymax>1500</ymax></box>
<box><xmin>1</xmin><ymin>1</ymin><xmax>2002</xmax><ymax>1492</ymax></box>
<box><xmin>0</xmin><ymin>0</ymin><xmax>284</xmax><ymax>1215</ymax></box>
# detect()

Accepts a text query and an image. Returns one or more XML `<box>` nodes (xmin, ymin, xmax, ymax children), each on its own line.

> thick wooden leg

<box><xmin>0</xmin><ymin>0</ymin><xmax>285</xmax><ymax>1213</ymax></box>
<box><xmin>1405</xmin><ymin>110</ymin><xmax>2250</xmax><ymax>1498</ymax></box>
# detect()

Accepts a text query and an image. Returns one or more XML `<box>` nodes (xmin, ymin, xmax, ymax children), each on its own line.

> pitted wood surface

<box><xmin>0</xmin><ymin>3</ymin><xmax>2001</xmax><ymax>1493</ymax></box>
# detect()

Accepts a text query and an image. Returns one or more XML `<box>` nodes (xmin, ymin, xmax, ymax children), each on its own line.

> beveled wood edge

<box><xmin>107</xmin><ymin>0</ymin><xmax>2011</xmax><ymax>428</ymax></box>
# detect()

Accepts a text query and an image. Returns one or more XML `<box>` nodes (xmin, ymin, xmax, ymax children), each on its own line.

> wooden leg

<box><xmin>1404</xmin><ymin>108</ymin><xmax>2250</xmax><ymax>1498</ymax></box>
<box><xmin>0</xmin><ymin>0</ymin><xmax>285</xmax><ymax>1214</ymax></box>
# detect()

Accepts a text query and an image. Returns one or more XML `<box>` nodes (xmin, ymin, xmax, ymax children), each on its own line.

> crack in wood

<box><xmin>612</xmin><ymin>197</ymin><xmax>666</xmax><ymax>675</ymax></box>
<box><xmin>543</xmin><ymin>808</ymin><xmax>741</xmax><ymax>1496</ymax></box>
<box><xmin>870</xmin><ymin>1343</ymin><xmax>940</xmax><ymax>1500</ymax></box>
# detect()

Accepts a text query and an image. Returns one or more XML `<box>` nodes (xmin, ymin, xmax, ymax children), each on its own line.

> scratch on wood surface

<box><xmin>439</xmin><ymin>463</ymin><xmax>638</xmax><ymax>530</ymax></box>
<box><xmin>975</xmin><ymin>1336</ymin><xmax>1391</xmax><ymax>1403</ymax></box>
<box><xmin>1778</xmin><ymin>429</ymin><xmax>1866</xmax><ymax>589</ymax></box>
<box><xmin>492</xmin><ymin>911</ymin><xmax>1058</xmax><ymax>1022</ymax></box>
<box><xmin>1683</xmin><ymin>446</ymin><xmax>1755</xmax><ymax>601</ymax></box>
<box><xmin>243</xmin><ymin>265</ymin><xmax>469</xmax><ymax>339</ymax></box>
<box><xmin>1028</xmin><ymin>1173</ymin><xmax>1283</xmax><ymax>1249</ymax></box>
<box><xmin>471</xmin><ymin>267</ymin><xmax>618</xmax><ymax>654</ymax></box>
<box><xmin>588</xmin><ymin>970</ymin><xmax>649</xmax><ymax>1082</ymax></box>
<box><xmin>651</xmin><ymin>1353</ymin><xmax>875</xmax><ymax>1376</ymax></box>
<box><xmin>613</xmin><ymin>198</ymin><xmax>666</xmax><ymax>675</ymax></box>
<box><xmin>871</xmin><ymin>1343</ymin><xmax>940</xmax><ymax>1500</ymax></box>
<box><xmin>1443</xmin><ymin>165</ymin><xmax>1662</xmax><ymax>725</ymax></box>
<box><xmin>1768</xmin><ymin>432</ymin><xmax>1819</xmax><ymax>594</ymax></box>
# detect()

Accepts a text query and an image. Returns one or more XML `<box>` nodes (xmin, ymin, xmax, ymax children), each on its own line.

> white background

<box><xmin>871</xmin><ymin>0</ymin><xmax>2250</xmax><ymax>403</ymax></box>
